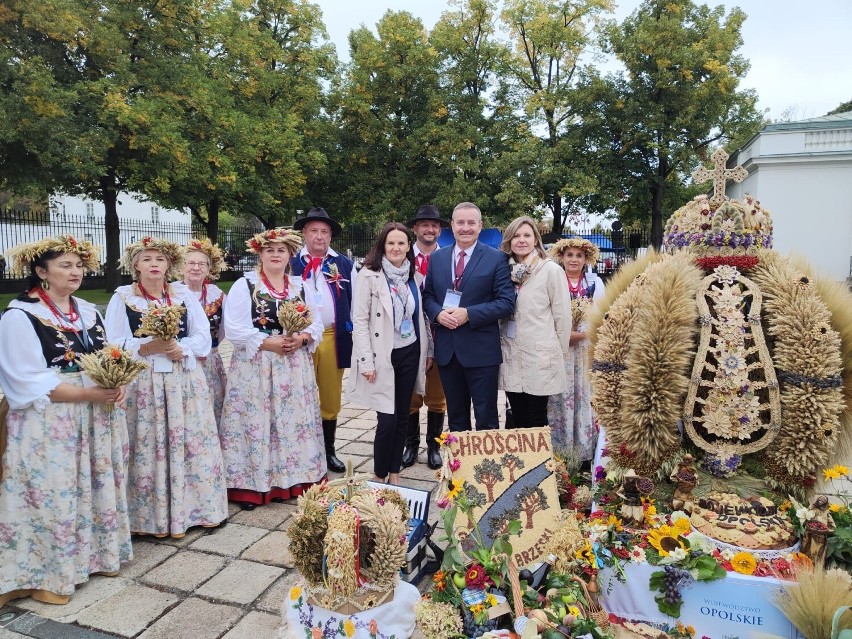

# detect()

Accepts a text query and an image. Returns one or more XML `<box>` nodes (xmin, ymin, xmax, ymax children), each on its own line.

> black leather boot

<box><xmin>426</xmin><ymin>411</ymin><xmax>445</xmax><ymax>470</ymax></box>
<box><xmin>401</xmin><ymin>412</ymin><xmax>420</xmax><ymax>468</ymax></box>
<box><xmin>322</xmin><ymin>419</ymin><xmax>346</xmax><ymax>473</ymax></box>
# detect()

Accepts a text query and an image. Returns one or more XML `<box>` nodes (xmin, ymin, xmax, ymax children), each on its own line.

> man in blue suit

<box><xmin>423</xmin><ymin>202</ymin><xmax>516</xmax><ymax>431</ymax></box>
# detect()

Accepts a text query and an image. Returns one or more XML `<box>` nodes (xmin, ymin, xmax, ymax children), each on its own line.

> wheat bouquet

<box><xmin>134</xmin><ymin>304</ymin><xmax>186</xmax><ymax>340</ymax></box>
<box><xmin>276</xmin><ymin>298</ymin><xmax>313</xmax><ymax>336</ymax></box>
<box><xmin>571</xmin><ymin>296</ymin><xmax>592</xmax><ymax>328</ymax></box>
<box><xmin>77</xmin><ymin>344</ymin><xmax>149</xmax><ymax>410</ymax></box>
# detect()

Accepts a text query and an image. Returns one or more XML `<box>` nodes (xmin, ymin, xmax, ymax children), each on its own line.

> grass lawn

<box><xmin>1</xmin><ymin>279</ymin><xmax>235</xmax><ymax>312</ymax></box>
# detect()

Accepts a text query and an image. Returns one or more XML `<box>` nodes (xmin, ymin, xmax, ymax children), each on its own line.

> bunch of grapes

<box><xmin>461</xmin><ymin>607</ymin><xmax>498</xmax><ymax>638</ymax></box>
<box><xmin>661</xmin><ymin>565</ymin><xmax>692</xmax><ymax>605</ymax></box>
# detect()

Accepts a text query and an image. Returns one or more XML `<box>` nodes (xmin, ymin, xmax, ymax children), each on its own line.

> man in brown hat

<box><xmin>290</xmin><ymin>207</ymin><xmax>355</xmax><ymax>473</ymax></box>
<box><xmin>402</xmin><ymin>205</ymin><xmax>448</xmax><ymax>470</ymax></box>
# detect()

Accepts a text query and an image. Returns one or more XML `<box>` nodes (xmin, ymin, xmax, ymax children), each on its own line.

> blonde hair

<box><xmin>500</xmin><ymin>216</ymin><xmax>547</xmax><ymax>260</ymax></box>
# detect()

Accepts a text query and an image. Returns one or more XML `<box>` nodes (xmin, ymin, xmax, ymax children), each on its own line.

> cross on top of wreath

<box><xmin>692</xmin><ymin>148</ymin><xmax>749</xmax><ymax>208</ymax></box>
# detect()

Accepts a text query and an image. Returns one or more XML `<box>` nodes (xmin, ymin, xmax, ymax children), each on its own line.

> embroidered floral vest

<box><xmin>14</xmin><ymin>303</ymin><xmax>105</xmax><ymax>373</ymax></box>
<box><xmin>245</xmin><ymin>281</ymin><xmax>286</xmax><ymax>334</ymax></box>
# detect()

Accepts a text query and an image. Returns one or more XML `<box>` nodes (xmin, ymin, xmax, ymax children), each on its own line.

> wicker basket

<box><xmin>571</xmin><ymin>575</ymin><xmax>609</xmax><ymax>630</ymax></box>
<box><xmin>507</xmin><ymin>560</ymin><xmax>610</xmax><ymax>635</ymax></box>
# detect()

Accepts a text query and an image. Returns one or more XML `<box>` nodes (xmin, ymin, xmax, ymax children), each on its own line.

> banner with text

<box><xmin>600</xmin><ymin>563</ymin><xmax>804</xmax><ymax>639</ymax></box>
<box><xmin>448</xmin><ymin>427</ymin><xmax>561</xmax><ymax>569</ymax></box>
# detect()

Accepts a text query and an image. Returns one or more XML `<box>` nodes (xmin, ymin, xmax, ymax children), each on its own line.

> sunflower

<box><xmin>607</xmin><ymin>514</ymin><xmax>624</xmax><ymax>532</ymax></box>
<box><xmin>834</xmin><ymin>464</ymin><xmax>850</xmax><ymax>477</ymax></box>
<box><xmin>730</xmin><ymin>551</ymin><xmax>757</xmax><ymax>575</ymax></box>
<box><xmin>576</xmin><ymin>542</ymin><xmax>596</xmax><ymax>565</ymax></box>
<box><xmin>445</xmin><ymin>479</ymin><xmax>463</xmax><ymax>501</ymax></box>
<box><xmin>647</xmin><ymin>525</ymin><xmax>686</xmax><ymax>556</ymax></box>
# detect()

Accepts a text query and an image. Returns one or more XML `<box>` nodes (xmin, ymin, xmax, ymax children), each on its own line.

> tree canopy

<box><xmin>0</xmin><ymin>0</ymin><xmax>766</xmax><ymax>282</ymax></box>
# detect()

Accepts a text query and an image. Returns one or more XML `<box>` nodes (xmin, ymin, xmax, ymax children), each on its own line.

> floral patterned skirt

<box><xmin>547</xmin><ymin>341</ymin><xmax>597</xmax><ymax>461</ymax></box>
<box><xmin>200</xmin><ymin>348</ymin><xmax>226</xmax><ymax>425</ymax></box>
<box><xmin>124</xmin><ymin>366</ymin><xmax>228</xmax><ymax>535</ymax></box>
<box><xmin>219</xmin><ymin>346</ymin><xmax>325</xmax><ymax>503</ymax></box>
<box><xmin>0</xmin><ymin>373</ymin><xmax>132</xmax><ymax>596</ymax></box>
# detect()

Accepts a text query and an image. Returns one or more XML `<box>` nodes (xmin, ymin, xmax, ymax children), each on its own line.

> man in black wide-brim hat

<box><xmin>290</xmin><ymin>207</ymin><xmax>354</xmax><ymax>474</ymax></box>
<box><xmin>401</xmin><ymin>205</ymin><xmax>449</xmax><ymax>471</ymax></box>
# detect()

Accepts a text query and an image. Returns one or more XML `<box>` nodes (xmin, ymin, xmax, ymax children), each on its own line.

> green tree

<box><xmin>327</xmin><ymin>11</ymin><xmax>446</xmax><ymax>225</ymax></box>
<box><xmin>601</xmin><ymin>0</ymin><xmax>763</xmax><ymax>246</ymax></box>
<box><xmin>0</xmin><ymin>0</ymin><xmax>207</xmax><ymax>289</ymax></box>
<box><xmin>499</xmin><ymin>0</ymin><xmax>614</xmax><ymax>234</ymax></box>
<box><xmin>141</xmin><ymin>0</ymin><xmax>336</xmax><ymax>238</ymax></box>
<box><xmin>429</xmin><ymin>0</ymin><xmax>519</xmax><ymax>220</ymax></box>
<box><xmin>827</xmin><ymin>99</ymin><xmax>852</xmax><ymax>116</ymax></box>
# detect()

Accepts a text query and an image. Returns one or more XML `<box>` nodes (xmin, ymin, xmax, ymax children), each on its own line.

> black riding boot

<box><xmin>426</xmin><ymin>411</ymin><xmax>445</xmax><ymax>470</ymax></box>
<box><xmin>401</xmin><ymin>412</ymin><xmax>420</xmax><ymax>468</ymax></box>
<box><xmin>322</xmin><ymin>419</ymin><xmax>346</xmax><ymax>473</ymax></box>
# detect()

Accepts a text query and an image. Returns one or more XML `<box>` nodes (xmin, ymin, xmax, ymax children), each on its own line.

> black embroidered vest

<box><xmin>245</xmin><ymin>281</ymin><xmax>285</xmax><ymax>334</ymax></box>
<box><xmin>11</xmin><ymin>301</ymin><xmax>105</xmax><ymax>373</ymax></box>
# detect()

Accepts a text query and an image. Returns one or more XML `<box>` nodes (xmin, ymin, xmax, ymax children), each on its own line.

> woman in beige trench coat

<box><xmin>498</xmin><ymin>216</ymin><xmax>572</xmax><ymax>428</ymax></box>
<box><xmin>347</xmin><ymin>223</ymin><xmax>429</xmax><ymax>484</ymax></box>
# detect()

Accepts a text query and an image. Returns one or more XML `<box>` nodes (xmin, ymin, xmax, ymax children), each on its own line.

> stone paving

<box><xmin>0</xmin><ymin>341</ymin><xmax>505</xmax><ymax>638</ymax></box>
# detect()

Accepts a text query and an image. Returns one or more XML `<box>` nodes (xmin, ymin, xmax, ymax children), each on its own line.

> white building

<box><xmin>728</xmin><ymin>111</ymin><xmax>852</xmax><ymax>283</ymax></box>
<box><xmin>1</xmin><ymin>193</ymin><xmax>190</xmax><ymax>261</ymax></box>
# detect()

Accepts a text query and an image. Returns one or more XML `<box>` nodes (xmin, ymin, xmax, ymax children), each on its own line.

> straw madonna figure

<box><xmin>588</xmin><ymin>149</ymin><xmax>852</xmax><ymax>498</ymax></box>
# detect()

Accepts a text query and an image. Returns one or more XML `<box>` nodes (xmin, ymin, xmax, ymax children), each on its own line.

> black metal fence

<box><xmin>0</xmin><ymin>208</ymin><xmax>262</xmax><ymax>280</ymax></box>
<box><xmin>0</xmin><ymin>207</ymin><xmax>653</xmax><ymax>283</ymax></box>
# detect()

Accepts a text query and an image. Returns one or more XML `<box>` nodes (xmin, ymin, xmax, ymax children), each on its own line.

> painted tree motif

<box><xmin>515</xmin><ymin>485</ymin><xmax>549</xmax><ymax>529</ymax></box>
<box><xmin>473</xmin><ymin>458</ymin><xmax>504</xmax><ymax>502</ymax></box>
<box><xmin>463</xmin><ymin>483</ymin><xmax>487</xmax><ymax>528</ymax></box>
<box><xmin>488</xmin><ymin>506</ymin><xmax>521</xmax><ymax>538</ymax></box>
<box><xmin>500</xmin><ymin>453</ymin><xmax>525</xmax><ymax>482</ymax></box>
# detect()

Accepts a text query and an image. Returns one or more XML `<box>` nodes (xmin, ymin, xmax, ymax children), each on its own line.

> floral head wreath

<box><xmin>5</xmin><ymin>235</ymin><xmax>100</xmax><ymax>278</ymax></box>
<box><xmin>549</xmin><ymin>237</ymin><xmax>600</xmax><ymax>267</ymax></box>
<box><xmin>121</xmin><ymin>236</ymin><xmax>184</xmax><ymax>281</ymax></box>
<box><xmin>245</xmin><ymin>227</ymin><xmax>302</xmax><ymax>256</ymax></box>
<box><xmin>183</xmin><ymin>238</ymin><xmax>226</xmax><ymax>280</ymax></box>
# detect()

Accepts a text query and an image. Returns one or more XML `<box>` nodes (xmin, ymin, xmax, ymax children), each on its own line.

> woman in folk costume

<box><xmin>497</xmin><ymin>216</ymin><xmax>572</xmax><ymax>428</ymax></box>
<box><xmin>546</xmin><ymin>237</ymin><xmax>605</xmax><ymax>462</ymax></box>
<box><xmin>0</xmin><ymin>236</ymin><xmax>131</xmax><ymax>607</ymax></box>
<box><xmin>181</xmin><ymin>238</ymin><xmax>227</xmax><ymax>423</ymax></box>
<box><xmin>104</xmin><ymin>236</ymin><xmax>227</xmax><ymax>538</ymax></box>
<box><xmin>219</xmin><ymin>228</ymin><xmax>326</xmax><ymax>509</ymax></box>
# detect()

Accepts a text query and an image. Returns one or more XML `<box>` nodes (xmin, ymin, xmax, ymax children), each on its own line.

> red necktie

<box><xmin>454</xmin><ymin>250</ymin><xmax>465</xmax><ymax>288</ymax></box>
<box><xmin>416</xmin><ymin>253</ymin><xmax>429</xmax><ymax>277</ymax></box>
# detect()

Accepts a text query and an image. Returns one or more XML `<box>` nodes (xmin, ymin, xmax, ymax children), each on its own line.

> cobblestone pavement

<box><xmin>1</xmin><ymin>341</ymin><xmax>505</xmax><ymax>638</ymax></box>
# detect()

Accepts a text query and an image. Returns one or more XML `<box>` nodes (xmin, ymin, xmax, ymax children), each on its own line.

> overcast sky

<box><xmin>313</xmin><ymin>0</ymin><xmax>852</xmax><ymax>121</ymax></box>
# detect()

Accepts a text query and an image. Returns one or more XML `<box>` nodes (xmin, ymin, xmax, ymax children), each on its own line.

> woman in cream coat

<box><xmin>348</xmin><ymin>223</ymin><xmax>429</xmax><ymax>485</ymax></box>
<box><xmin>498</xmin><ymin>216</ymin><xmax>572</xmax><ymax>428</ymax></box>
